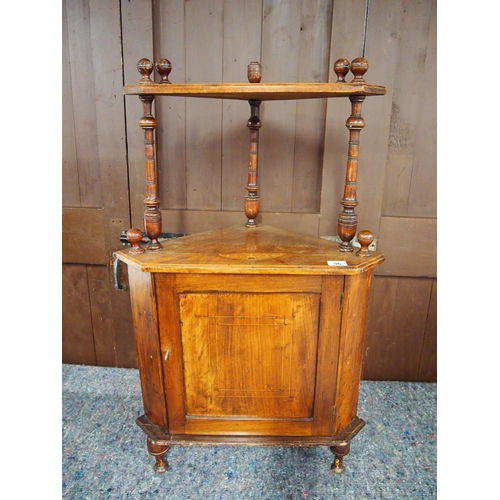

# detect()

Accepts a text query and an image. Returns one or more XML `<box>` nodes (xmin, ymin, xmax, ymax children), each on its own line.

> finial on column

<box><xmin>356</xmin><ymin>230</ymin><xmax>373</xmax><ymax>257</ymax></box>
<box><xmin>137</xmin><ymin>58</ymin><xmax>154</xmax><ymax>84</ymax></box>
<box><xmin>247</xmin><ymin>62</ymin><xmax>262</xmax><ymax>83</ymax></box>
<box><xmin>127</xmin><ymin>228</ymin><xmax>145</xmax><ymax>255</ymax></box>
<box><xmin>350</xmin><ymin>57</ymin><xmax>369</xmax><ymax>84</ymax></box>
<box><xmin>334</xmin><ymin>58</ymin><xmax>350</xmax><ymax>82</ymax></box>
<box><xmin>156</xmin><ymin>59</ymin><xmax>172</xmax><ymax>84</ymax></box>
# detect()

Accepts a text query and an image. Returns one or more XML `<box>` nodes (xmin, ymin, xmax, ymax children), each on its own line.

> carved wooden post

<box><xmin>337</xmin><ymin>58</ymin><xmax>368</xmax><ymax>252</ymax></box>
<box><xmin>245</xmin><ymin>62</ymin><xmax>262</xmax><ymax>228</ymax></box>
<box><xmin>137</xmin><ymin>58</ymin><xmax>162</xmax><ymax>250</ymax></box>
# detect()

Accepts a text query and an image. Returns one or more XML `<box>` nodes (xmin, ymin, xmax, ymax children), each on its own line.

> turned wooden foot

<box><xmin>330</xmin><ymin>443</ymin><xmax>350</xmax><ymax>474</ymax></box>
<box><xmin>147</xmin><ymin>438</ymin><xmax>170</xmax><ymax>473</ymax></box>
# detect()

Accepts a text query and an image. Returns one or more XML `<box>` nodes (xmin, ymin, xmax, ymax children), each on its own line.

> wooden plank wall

<box><xmin>62</xmin><ymin>0</ymin><xmax>437</xmax><ymax>381</ymax></box>
<box><xmin>62</xmin><ymin>0</ymin><xmax>136</xmax><ymax>367</ymax></box>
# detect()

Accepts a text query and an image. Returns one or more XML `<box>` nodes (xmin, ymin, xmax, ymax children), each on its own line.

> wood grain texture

<box><xmin>87</xmin><ymin>265</ymin><xmax>116</xmax><ymax>366</ymax></box>
<box><xmin>121</xmin><ymin>0</ymin><xmax>388</xmax><ymax>237</ymax></box>
<box><xmin>137</xmin><ymin>413</ymin><xmax>365</xmax><ymax>446</ymax></box>
<box><xmin>62</xmin><ymin>208</ymin><xmax>106</xmax><ymax>265</ymax></box>
<box><xmin>357</xmin><ymin>0</ymin><xmax>405</xmax><ymax>234</ymax></box>
<box><xmin>311</xmin><ymin>276</ymin><xmax>344</xmax><ymax>436</ymax></box>
<box><xmin>407</xmin><ymin>0</ymin><xmax>437</xmax><ymax>218</ymax></box>
<box><xmin>152</xmin><ymin>271</ymin><xmax>350</xmax><ymax>438</ymax></box>
<box><xmin>62</xmin><ymin>264</ymin><xmax>96</xmax><ymax>365</ymax></box>
<box><xmin>221</xmin><ymin>0</ymin><xmax>262</xmax><ymax>212</ymax></box>
<box><xmin>88</xmin><ymin>0</ymin><xmax>131</xmax><ymax>237</ymax></box>
<box><xmin>377</xmin><ymin>216</ymin><xmax>436</xmax><ymax>277</ymax></box>
<box><xmin>418</xmin><ymin>278</ymin><xmax>437</xmax><ymax>382</ymax></box>
<box><xmin>185</xmin><ymin>0</ymin><xmax>224</xmax><ymax>210</ymax></box>
<box><xmin>127</xmin><ymin>267</ymin><xmax>168</xmax><ymax>429</ymax></box>
<box><xmin>175</xmin><ymin>274</ymin><xmax>322</xmax><ymax>293</ymax></box>
<box><xmin>62</xmin><ymin>0</ymin><xmax>80</xmax><ymax>207</ymax></box>
<box><xmin>382</xmin><ymin>0</ymin><xmax>435</xmax><ymax>217</ymax></box>
<box><xmin>292</xmin><ymin>0</ymin><xmax>332</xmax><ymax>213</ymax></box>
<box><xmin>124</xmin><ymin>83</ymin><xmax>386</xmax><ymax>99</ymax></box>
<box><xmin>121</xmin><ymin>0</ymin><xmax>154</xmax><ymax>230</ymax></box>
<box><xmin>362</xmin><ymin>276</ymin><xmax>433</xmax><ymax>381</ymax></box>
<box><xmin>62</xmin><ymin>261</ymin><xmax>136</xmax><ymax>367</ymax></box>
<box><xmin>153</xmin><ymin>0</ymin><xmax>188</xmax><ymax>210</ymax></box>
<box><xmin>116</xmin><ymin>225</ymin><xmax>384</xmax><ymax>275</ymax></box>
<box><xmin>333</xmin><ymin>271</ymin><xmax>373</xmax><ymax>433</ymax></box>
<box><xmin>85</xmin><ymin>265</ymin><xmax>137</xmax><ymax>368</ymax></box>
<box><xmin>319</xmin><ymin>0</ymin><xmax>370</xmax><ymax>237</ymax></box>
<box><xmin>160</xmin><ymin>209</ymin><xmax>321</xmax><ymax>236</ymax></box>
<box><xmin>63</xmin><ymin>0</ymin><xmax>436</xmax><ymax>385</ymax></box>
<box><xmin>319</xmin><ymin>0</ymin><xmax>403</xmax><ymax>238</ymax></box>
<box><xmin>179</xmin><ymin>292</ymin><xmax>320</xmax><ymax>420</ymax></box>
<box><xmin>64</xmin><ymin>0</ymin><xmax>102</xmax><ymax>207</ymax></box>
<box><xmin>156</xmin><ymin>274</ymin><xmax>185</xmax><ymax>434</ymax></box>
<box><xmin>63</xmin><ymin>1</ymin><xmax>132</xmax><ymax>374</ymax></box>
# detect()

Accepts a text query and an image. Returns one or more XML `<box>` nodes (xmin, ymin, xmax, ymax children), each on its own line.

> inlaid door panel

<box><xmin>156</xmin><ymin>274</ymin><xmax>345</xmax><ymax>436</ymax></box>
<box><xmin>179</xmin><ymin>292</ymin><xmax>320</xmax><ymax>421</ymax></box>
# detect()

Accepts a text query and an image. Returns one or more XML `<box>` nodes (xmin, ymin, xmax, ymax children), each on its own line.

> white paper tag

<box><xmin>327</xmin><ymin>260</ymin><xmax>348</xmax><ymax>267</ymax></box>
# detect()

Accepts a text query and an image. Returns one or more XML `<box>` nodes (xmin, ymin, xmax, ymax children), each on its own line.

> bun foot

<box><xmin>153</xmin><ymin>455</ymin><xmax>169</xmax><ymax>473</ymax></box>
<box><xmin>331</xmin><ymin>457</ymin><xmax>345</xmax><ymax>474</ymax></box>
<box><xmin>147</xmin><ymin>438</ymin><xmax>169</xmax><ymax>473</ymax></box>
<box><xmin>330</xmin><ymin>443</ymin><xmax>350</xmax><ymax>474</ymax></box>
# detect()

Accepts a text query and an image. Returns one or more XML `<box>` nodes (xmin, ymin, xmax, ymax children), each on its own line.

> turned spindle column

<box><xmin>137</xmin><ymin>58</ymin><xmax>162</xmax><ymax>251</ymax></box>
<box><xmin>245</xmin><ymin>62</ymin><xmax>262</xmax><ymax>228</ymax></box>
<box><xmin>337</xmin><ymin>57</ymin><xmax>368</xmax><ymax>252</ymax></box>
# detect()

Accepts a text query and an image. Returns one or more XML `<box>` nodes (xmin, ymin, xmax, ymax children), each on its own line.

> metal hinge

<box><xmin>331</xmin><ymin>405</ymin><xmax>336</xmax><ymax>421</ymax></box>
<box><xmin>340</xmin><ymin>292</ymin><xmax>344</xmax><ymax>312</ymax></box>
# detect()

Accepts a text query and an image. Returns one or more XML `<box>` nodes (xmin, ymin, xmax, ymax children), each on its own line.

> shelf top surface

<box><xmin>123</xmin><ymin>82</ymin><xmax>386</xmax><ymax>100</ymax></box>
<box><xmin>116</xmin><ymin>225</ymin><xmax>385</xmax><ymax>275</ymax></box>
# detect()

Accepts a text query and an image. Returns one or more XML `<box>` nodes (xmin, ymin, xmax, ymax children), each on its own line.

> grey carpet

<box><xmin>62</xmin><ymin>364</ymin><xmax>436</xmax><ymax>499</ymax></box>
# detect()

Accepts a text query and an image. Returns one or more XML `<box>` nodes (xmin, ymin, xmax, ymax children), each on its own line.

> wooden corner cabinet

<box><xmin>116</xmin><ymin>57</ymin><xmax>386</xmax><ymax>475</ymax></box>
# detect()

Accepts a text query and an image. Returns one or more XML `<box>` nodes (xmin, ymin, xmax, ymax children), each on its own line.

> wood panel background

<box><xmin>62</xmin><ymin>0</ymin><xmax>437</xmax><ymax>381</ymax></box>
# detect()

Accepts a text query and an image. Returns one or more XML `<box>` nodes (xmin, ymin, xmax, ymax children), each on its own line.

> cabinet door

<box><xmin>181</xmin><ymin>292</ymin><xmax>318</xmax><ymax>420</ymax></box>
<box><xmin>157</xmin><ymin>274</ymin><xmax>343</xmax><ymax>437</ymax></box>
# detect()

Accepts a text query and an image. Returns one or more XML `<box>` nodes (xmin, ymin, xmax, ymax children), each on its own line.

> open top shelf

<box><xmin>123</xmin><ymin>56</ymin><xmax>386</xmax><ymax>254</ymax></box>
<box><xmin>123</xmin><ymin>82</ymin><xmax>386</xmax><ymax>100</ymax></box>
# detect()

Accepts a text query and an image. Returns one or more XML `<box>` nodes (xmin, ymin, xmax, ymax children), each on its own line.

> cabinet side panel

<box><xmin>128</xmin><ymin>267</ymin><xmax>168</xmax><ymax>429</ymax></box>
<box><xmin>333</xmin><ymin>271</ymin><xmax>372</xmax><ymax>433</ymax></box>
<box><xmin>311</xmin><ymin>276</ymin><xmax>344</xmax><ymax>436</ymax></box>
<box><xmin>156</xmin><ymin>274</ymin><xmax>186</xmax><ymax>434</ymax></box>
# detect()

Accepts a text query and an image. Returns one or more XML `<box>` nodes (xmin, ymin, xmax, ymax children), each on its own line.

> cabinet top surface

<box><xmin>123</xmin><ymin>82</ymin><xmax>386</xmax><ymax>100</ymax></box>
<box><xmin>116</xmin><ymin>225</ymin><xmax>385</xmax><ymax>275</ymax></box>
